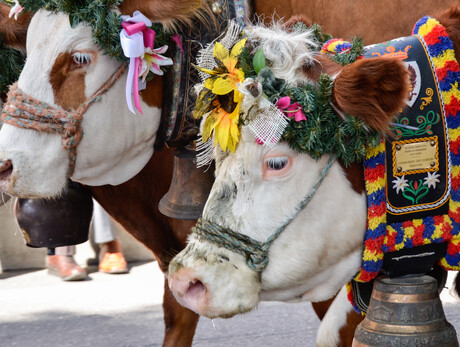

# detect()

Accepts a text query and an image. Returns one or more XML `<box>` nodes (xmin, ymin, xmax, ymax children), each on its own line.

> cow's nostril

<box><xmin>0</xmin><ymin>160</ymin><xmax>13</xmax><ymax>180</ymax></box>
<box><xmin>187</xmin><ymin>279</ymin><xmax>206</xmax><ymax>298</ymax></box>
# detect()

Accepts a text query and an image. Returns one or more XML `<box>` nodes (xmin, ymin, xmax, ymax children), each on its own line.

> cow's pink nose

<box><xmin>168</xmin><ymin>267</ymin><xmax>208</xmax><ymax>315</ymax></box>
<box><xmin>0</xmin><ymin>160</ymin><xmax>13</xmax><ymax>181</ymax></box>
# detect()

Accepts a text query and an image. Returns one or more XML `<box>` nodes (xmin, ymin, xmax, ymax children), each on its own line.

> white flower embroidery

<box><xmin>392</xmin><ymin>175</ymin><xmax>409</xmax><ymax>194</ymax></box>
<box><xmin>423</xmin><ymin>171</ymin><xmax>440</xmax><ymax>189</ymax></box>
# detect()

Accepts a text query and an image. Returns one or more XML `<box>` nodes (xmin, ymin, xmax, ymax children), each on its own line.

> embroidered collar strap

<box><xmin>347</xmin><ymin>16</ymin><xmax>460</xmax><ymax>314</ymax></box>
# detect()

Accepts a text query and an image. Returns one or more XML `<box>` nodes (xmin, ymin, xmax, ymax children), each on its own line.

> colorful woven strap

<box><xmin>1</xmin><ymin>64</ymin><xmax>125</xmax><ymax>176</ymax></box>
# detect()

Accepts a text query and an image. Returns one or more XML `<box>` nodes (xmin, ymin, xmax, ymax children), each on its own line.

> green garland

<box><xmin>281</xmin><ymin>74</ymin><xmax>381</xmax><ymax>165</ymax></box>
<box><xmin>15</xmin><ymin>0</ymin><xmax>170</xmax><ymax>62</ymax></box>
<box><xmin>0</xmin><ymin>37</ymin><xmax>25</xmax><ymax>97</ymax></box>
<box><xmin>198</xmin><ymin>22</ymin><xmax>380</xmax><ymax>165</ymax></box>
<box><xmin>238</xmin><ymin>49</ymin><xmax>380</xmax><ymax>165</ymax></box>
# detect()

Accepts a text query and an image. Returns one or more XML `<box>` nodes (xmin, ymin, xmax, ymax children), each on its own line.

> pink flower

<box><xmin>276</xmin><ymin>96</ymin><xmax>306</xmax><ymax>122</ymax></box>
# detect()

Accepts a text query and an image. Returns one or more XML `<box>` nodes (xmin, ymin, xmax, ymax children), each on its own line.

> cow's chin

<box><xmin>168</xmin><ymin>241</ymin><xmax>261</xmax><ymax>319</ymax></box>
<box><xmin>0</xmin><ymin>127</ymin><xmax>69</xmax><ymax>198</ymax></box>
<box><xmin>6</xmin><ymin>165</ymin><xmax>68</xmax><ymax>199</ymax></box>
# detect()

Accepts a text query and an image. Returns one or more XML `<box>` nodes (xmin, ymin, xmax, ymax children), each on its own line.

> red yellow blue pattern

<box><xmin>346</xmin><ymin>16</ymin><xmax>460</xmax><ymax>313</ymax></box>
<box><xmin>320</xmin><ymin>38</ymin><xmax>352</xmax><ymax>55</ymax></box>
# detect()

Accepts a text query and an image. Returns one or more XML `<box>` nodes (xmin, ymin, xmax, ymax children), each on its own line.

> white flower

<box><xmin>139</xmin><ymin>46</ymin><xmax>173</xmax><ymax>80</ymax></box>
<box><xmin>423</xmin><ymin>171</ymin><xmax>440</xmax><ymax>189</ymax></box>
<box><xmin>392</xmin><ymin>175</ymin><xmax>409</xmax><ymax>194</ymax></box>
<box><xmin>8</xmin><ymin>1</ymin><xmax>23</xmax><ymax>20</ymax></box>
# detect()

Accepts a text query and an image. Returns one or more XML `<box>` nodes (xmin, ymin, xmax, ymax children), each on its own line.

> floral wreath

<box><xmin>193</xmin><ymin>21</ymin><xmax>381</xmax><ymax>166</ymax></box>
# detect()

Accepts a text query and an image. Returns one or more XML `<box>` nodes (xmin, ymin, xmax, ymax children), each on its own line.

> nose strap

<box><xmin>192</xmin><ymin>155</ymin><xmax>336</xmax><ymax>277</ymax></box>
<box><xmin>1</xmin><ymin>64</ymin><xmax>125</xmax><ymax>176</ymax></box>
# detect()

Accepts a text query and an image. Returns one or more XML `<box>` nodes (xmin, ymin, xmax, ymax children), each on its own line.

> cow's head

<box><xmin>0</xmin><ymin>0</ymin><xmax>205</xmax><ymax>198</ymax></box>
<box><xmin>168</xmin><ymin>23</ymin><xmax>409</xmax><ymax>318</ymax></box>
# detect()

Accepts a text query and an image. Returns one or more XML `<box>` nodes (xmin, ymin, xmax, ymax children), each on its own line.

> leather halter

<box><xmin>1</xmin><ymin>65</ymin><xmax>125</xmax><ymax>176</ymax></box>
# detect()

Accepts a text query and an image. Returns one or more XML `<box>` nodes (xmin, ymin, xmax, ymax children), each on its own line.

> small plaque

<box><xmin>393</xmin><ymin>136</ymin><xmax>438</xmax><ymax>176</ymax></box>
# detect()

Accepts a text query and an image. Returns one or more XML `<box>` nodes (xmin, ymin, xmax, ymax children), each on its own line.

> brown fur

<box><xmin>253</xmin><ymin>0</ymin><xmax>454</xmax><ymax>45</ymax></box>
<box><xmin>140</xmin><ymin>75</ymin><xmax>163</xmax><ymax>109</ymax></box>
<box><xmin>49</xmin><ymin>52</ymin><xmax>88</xmax><ymax>111</ymax></box>
<box><xmin>333</xmin><ymin>57</ymin><xmax>410</xmax><ymax>133</ymax></box>
<box><xmin>338</xmin><ymin>310</ymin><xmax>365</xmax><ymax>346</ymax></box>
<box><xmin>436</xmin><ymin>4</ymin><xmax>460</xmax><ymax>63</ymax></box>
<box><xmin>0</xmin><ymin>3</ymin><xmax>32</xmax><ymax>52</ymax></box>
<box><xmin>90</xmin><ymin>148</ymin><xmax>200</xmax><ymax>346</ymax></box>
<box><xmin>119</xmin><ymin>0</ymin><xmax>209</xmax><ymax>28</ymax></box>
<box><xmin>2</xmin><ymin>1</ymin><xmax>460</xmax><ymax>346</ymax></box>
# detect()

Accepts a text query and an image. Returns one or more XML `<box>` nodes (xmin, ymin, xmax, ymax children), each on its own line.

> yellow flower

<box><xmin>202</xmin><ymin>100</ymin><xmax>241</xmax><ymax>153</ymax></box>
<box><xmin>195</xmin><ymin>37</ymin><xmax>247</xmax><ymax>152</ymax></box>
<box><xmin>199</xmin><ymin>38</ymin><xmax>247</xmax><ymax>103</ymax></box>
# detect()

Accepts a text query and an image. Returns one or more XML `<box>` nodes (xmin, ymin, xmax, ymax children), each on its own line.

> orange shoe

<box><xmin>99</xmin><ymin>252</ymin><xmax>128</xmax><ymax>274</ymax></box>
<box><xmin>47</xmin><ymin>255</ymin><xmax>87</xmax><ymax>281</ymax></box>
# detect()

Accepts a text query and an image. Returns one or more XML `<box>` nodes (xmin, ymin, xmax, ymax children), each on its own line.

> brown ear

<box><xmin>284</xmin><ymin>15</ymin><xmax>313</xmax><ymax>29</ymax></box>
<box><xmin>332</xmin><ymin>57</ymin><xmax>409</xmax><ymax>132</ymax></box>
<box><xmin>118</xmin><ymin>0</ymin><xmax>208</xmax><ymax>25</ymax></box>
<box><xmin>0</xmin><ymin>4</ymin><xmax>33</xmax><ymax>52</ymax></box>
<box><xmin>435</xmin><ymin>4</ymin><xmax>460</xmax><ymax>63</ymax></box>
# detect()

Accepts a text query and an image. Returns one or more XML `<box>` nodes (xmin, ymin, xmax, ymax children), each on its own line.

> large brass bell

<box><xmin>159</xmin><ymin>146</ymin><xmax>214</xmax><ymax>220</ymax></box>
<box><xmin>353</xmin><ymin>275</ymin><xmax>458</xmax><ymax>346</ymax></box>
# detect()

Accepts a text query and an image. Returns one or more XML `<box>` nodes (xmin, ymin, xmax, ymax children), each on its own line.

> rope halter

<box><xmin>1</xmin><ymin>64</ymin><xmax>126</xmax><ymax>176</ymax></box>
<box><xmin>192</xmin><ymin>155</ymin><xmax>336</xmax><ymax>278</ymax></box>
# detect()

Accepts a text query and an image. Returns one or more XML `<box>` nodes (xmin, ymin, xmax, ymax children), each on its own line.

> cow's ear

<box><xmin>284</xmin><ymin>15</ymin><xmax>313</xmax><ymax>29</ymax></box>
<box><xmin>332</xmin><ymin>57</ymin><xmax>409</xmax><ymax>133</ymax></box>
<box><xmin>0</xmin><ymin>4</ymin><xmax>32</xmax><ymax>52</ymax></box>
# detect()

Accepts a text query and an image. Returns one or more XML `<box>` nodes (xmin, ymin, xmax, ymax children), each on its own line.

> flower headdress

<box><xmin>193</xmin><ymin>21</ymin><xmax>381</xmax><ymax>167</ymax></box>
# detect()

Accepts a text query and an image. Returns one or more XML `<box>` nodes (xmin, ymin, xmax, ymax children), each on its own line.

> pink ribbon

<box><xmin>120</xmin><ymin>11</ymin><xmax>155</xmax><ymax>114</ymax></box>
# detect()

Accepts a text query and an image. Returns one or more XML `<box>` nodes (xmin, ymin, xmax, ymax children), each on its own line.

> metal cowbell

<box><xmin>353</xmin><ymin>275</ymin><xmax>459</xmax><ymax>346</ymax></box>
<box><xmin>159</xmin><ymin>147</ymin><xmax>214</xmax><ymax>220</ymax></box>
<box><xmin>15</xmin><ymin>181</ymin><xmax>93</xmax><ymax>248</ymax></box>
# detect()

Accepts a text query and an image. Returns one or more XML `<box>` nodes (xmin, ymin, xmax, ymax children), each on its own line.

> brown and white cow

<box><xmin>168</xmin><ymin>5</ymin><xmax>460</xmax><ymax>347</ymax></box>
<box><xmin>0</xmin><ymin>1</ymin><xmax>458</xmax><ymax>346</ymax></box>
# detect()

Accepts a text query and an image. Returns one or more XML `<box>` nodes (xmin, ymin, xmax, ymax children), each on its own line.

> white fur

<box><xmin>316</xmin><ymin>286</ymin><xmax>353</xmax><ymax>347</ymax></box>
<box><xmin>169</xmin><ymin>24</ymin><xmax>366</xmax><ymax>319</ymax></box>
<box><xmin>245</xmin><ymin>23</ymin><xmax>318</xmax><ymax>85</ymax></box>
<box><xmin>0</xmin><ymin>10</ymin><xmax>160</xmax><ymax>197</ymax></box>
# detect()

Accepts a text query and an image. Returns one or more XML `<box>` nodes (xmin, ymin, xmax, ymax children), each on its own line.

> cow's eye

<box><xmin>265</xmin><ymin>156</ymin><xmax>289</xmax><ymax>170</ymax></box>
<box><xmin>72</xmin><ymin>52</ymin><xmax>94</xmax><ymax>66</ymax></box>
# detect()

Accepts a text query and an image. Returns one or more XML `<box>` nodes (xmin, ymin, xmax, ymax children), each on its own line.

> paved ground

<box><xmin>0</xmin><ymin>260</ymin><xmax>459</xmax><ymax>347</ymax></box>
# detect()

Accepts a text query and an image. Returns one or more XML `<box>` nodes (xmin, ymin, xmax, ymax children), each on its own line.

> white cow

<box><xmin>0</xmin><ymin>9</ymin><xmax>160</xmax><ymax>197</ymax></box>
<box><xmin>168</xmin><ymin>23</ymin><xmax>410</xmax><ymax>346</ymax></box>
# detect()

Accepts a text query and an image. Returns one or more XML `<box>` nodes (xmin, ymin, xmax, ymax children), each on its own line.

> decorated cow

<box><xmin>168</xmin><ymin>6</ymin><xmax>460</xmax><ymax>346</ymax></box>
<box><xmin>0</xmin><ymin>0</ymin><xmax>459</xmax><ymax>346</ymax></box>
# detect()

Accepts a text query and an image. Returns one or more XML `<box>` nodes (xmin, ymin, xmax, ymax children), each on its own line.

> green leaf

<box><xmin>253</xmin><ymin>49</ymin><xmax>266</xmax><ymax>74</ymax></box>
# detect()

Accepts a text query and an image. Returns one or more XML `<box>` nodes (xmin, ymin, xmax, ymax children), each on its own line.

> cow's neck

<box><xmin>89</xmin><ymin>147</ymin><xmax>195</xmax><ymax>271</ymax></box>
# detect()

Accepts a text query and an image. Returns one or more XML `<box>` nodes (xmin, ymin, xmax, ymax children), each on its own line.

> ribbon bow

<box><xmin>120</xmin><ymin>11</ymin><xmax>173</xmax><ymax>114</ymax></box>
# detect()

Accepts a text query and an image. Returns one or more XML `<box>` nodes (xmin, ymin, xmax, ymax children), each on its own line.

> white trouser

<box><xmin>92</xmin><ymin>199</ymin><xmax>117</xmax><ymax>244</ymax></box>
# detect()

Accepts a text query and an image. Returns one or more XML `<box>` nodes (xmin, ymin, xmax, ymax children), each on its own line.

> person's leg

<box><xmin>93</xmin><ymin>199</ymin><xmax>128</xmax><ymax>274</ymax></box>
<box><xmin>47</xmin><ymin>245</ymin><xmax>87</xmax><ymax>281</ymax></box>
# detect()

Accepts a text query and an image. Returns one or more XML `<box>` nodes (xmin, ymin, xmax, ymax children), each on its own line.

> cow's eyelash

<box><xmin>265</xmin><ymin>156</ymin><xmax>289</xmax><ymax>170</ymax></box>
<box><xmin>72</xmin><ymin>52</ymin><xmax>94</xmax><ymax>65</ymax></box>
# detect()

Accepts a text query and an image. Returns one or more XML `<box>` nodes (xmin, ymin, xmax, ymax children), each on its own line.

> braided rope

<box><xmin>193</xmin><ymin>155</ymin><xmax>336</xmax><ymax>276</ymax></box>
<box><xmin>1</xmin><ymin>64</ymin><xmax>125</xmax><ymax>176</ymax></box>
